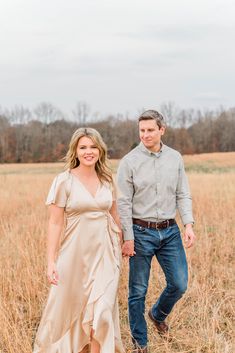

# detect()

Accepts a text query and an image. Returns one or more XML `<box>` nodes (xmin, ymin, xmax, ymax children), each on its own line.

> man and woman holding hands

<box><xmin>34</xmin><ymin>110</ymin><xmax>195</xmax><ymax>353</ymax></box>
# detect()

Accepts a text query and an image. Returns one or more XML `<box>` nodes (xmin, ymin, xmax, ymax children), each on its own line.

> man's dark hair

<box><xmin>138</xmin><ymin>110</ymin><xmax>166</xmax><ymax>128</ymax></box>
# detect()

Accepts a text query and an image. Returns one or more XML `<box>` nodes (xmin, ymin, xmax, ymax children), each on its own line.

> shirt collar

<box><xmin>138</xmin><ymin>141</ymin><xmax>165</xmax><ymax>156</ymax></box>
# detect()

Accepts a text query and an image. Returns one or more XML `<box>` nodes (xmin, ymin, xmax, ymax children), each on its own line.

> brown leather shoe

<box><xmin>148</xmin><ymin>309</ymin><xmax>169</xmax><ymax>335</ymax></box>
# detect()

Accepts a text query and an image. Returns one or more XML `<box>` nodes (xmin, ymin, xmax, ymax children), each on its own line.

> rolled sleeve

<box><xmin>116</xmin><ymin>159</ymin><xmax>135</xmax><ymax>241</ymax></box>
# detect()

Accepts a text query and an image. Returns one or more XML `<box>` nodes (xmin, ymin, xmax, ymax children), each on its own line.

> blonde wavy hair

<box><xmin>64</xmin><ymin>127</ymin><xmax>113</xmax><ymax>185</ymax></box>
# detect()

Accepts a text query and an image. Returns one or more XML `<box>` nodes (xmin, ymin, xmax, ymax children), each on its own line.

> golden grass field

<box><xmin>0</xmin><ymin>152</ymin><xmax>235</xmax><ymax>353</ymax></box>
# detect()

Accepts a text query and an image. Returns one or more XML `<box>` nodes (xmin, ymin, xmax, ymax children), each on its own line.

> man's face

<box><xmin>139</xmin><ymin>119</ymin><xmax>165</xmax><ymax>151</ymax></box>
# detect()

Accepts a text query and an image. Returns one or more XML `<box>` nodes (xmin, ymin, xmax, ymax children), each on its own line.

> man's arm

<box><xmin>116</xmin><ymin>159</ymin><xmax>136</xmax><ymax>256</ymax></box>
<box><xmin>176</xmin><ymin>156</ymin><xmax>196</xmax><ymax>248</ymax></box>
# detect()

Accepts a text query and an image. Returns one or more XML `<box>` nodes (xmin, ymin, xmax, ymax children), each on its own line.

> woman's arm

<box><xmin>47</xmin><ymin>204</ymin><xmax>64</xmax><ymax>285</ymax></box>
<box><xmin>109</xmin><ymin>200</ymin><xmax>123</xmax><ymax>243</ymax></box>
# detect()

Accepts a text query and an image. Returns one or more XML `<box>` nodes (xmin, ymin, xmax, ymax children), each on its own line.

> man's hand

<box><xmin>122</xmin><ymin>240</ymin><xmax>136</xmax><ymax>257</ymax></box>
<box><xmin>184</xmin><ymin>224</ymin><xmax>196</xmax><ymax>248</ymax></box>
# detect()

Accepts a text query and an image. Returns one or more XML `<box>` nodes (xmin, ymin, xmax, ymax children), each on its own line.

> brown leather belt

<box><xmin>133</xmin><ymin>218</ymin><xmax>176</xmax><ymax>230</ymax></box>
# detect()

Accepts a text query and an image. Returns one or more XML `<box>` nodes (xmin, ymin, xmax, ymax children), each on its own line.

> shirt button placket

<box><xmin>155</xmin><ymin>156</ymin><xmax>161</xmax><ymax>221</ymax></box>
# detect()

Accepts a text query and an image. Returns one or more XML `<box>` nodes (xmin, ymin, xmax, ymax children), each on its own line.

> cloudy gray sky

<box><xmin>0</xmin><ymin>0</ymin><xmax>234</xmax><ymax>117</ymax></box>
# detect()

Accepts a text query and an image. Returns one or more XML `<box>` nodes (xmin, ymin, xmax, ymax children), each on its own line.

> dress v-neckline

<box><xmin>71</xmin><ymin>172</ymin><xmax>101</xmax><ymax>199</ymax></box>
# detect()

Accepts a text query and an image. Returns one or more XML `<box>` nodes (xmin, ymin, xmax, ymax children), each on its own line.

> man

<box><xmin>117</xmin><ymin>110</ymin><xmax>195</xmax><ymax>353</ymax></box>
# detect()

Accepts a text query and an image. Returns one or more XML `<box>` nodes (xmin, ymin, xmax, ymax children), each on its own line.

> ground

<box><xmin>0</xmin><ymin>152</ymin><xmax>235</xmax><ymax>353</ymax></box>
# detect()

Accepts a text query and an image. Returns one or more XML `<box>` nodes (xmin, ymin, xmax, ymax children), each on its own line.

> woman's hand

<box><xmin>47</xmin><ymin>262</ymin><xmax>59</xmax><ymax>285</ymax></box>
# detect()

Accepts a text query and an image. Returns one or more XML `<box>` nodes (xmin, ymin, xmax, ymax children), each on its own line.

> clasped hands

<box><xmin>121</xmin><ymin>224</ymin><xmax>196</xmax><ymax>257</ymax></box>
<box><xmin>121</xmin><ymin>240</ymin><xmax>136</xmax><ymax>257</ymax></box>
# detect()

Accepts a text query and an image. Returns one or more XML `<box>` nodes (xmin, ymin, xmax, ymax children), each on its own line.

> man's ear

<box><xmin>160</xmin><ymin>126</ymin><xmax>166</xmax><ymax>136</ymax></box>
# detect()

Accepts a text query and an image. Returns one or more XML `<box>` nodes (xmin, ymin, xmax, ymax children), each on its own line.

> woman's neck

<box><xmin>74</xmin><ymin>165</ymin><xmax>97</xmax><ymax>177</ymax></box>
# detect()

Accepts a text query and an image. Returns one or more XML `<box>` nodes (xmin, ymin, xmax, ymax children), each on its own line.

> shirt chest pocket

<box><xmin>133</xmin><ymin>173</ymin><xmax>156</xmax><ymax>191</ymax></box>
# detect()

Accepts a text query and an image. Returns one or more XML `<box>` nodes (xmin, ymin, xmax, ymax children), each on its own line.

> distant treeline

<box><xmin>0</xmin><ymin>102</ymin><xmax>235</xmax><ymax>162</ymax></box>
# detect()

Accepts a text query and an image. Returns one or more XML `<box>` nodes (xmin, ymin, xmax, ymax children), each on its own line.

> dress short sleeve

<box><xmin>46</xmin><ymin>175</ymin><xmax>67</xmax><ymax>207</ymax></box>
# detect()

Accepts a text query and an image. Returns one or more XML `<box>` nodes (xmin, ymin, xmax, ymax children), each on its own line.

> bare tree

<box><xmin>160</xmin><ymin>101</ymin><xmax>180</xmax><ymax>127</ymax></box>
<box><xmin>72</xmin><ymin>101</ymin><xmax>90</xmax><ymax>125</ymax></box>
<box><xmin>34</xmin><ymin>102</ymin><xmax>64</xmax><ymax>124</ymax></box>
<box><xmin>1</xmin><ymin>103</ymin><xmax>235</xmax><ymax>162</ymax></box>
<box><xmin>2</xmin><ymin>105</ymin><xmax>32</xmax><ymax>125</ymax></box>
<box><xmin>0</xmin><ymin>115</ymin><xmax>10</xmax><ymax>162</ymax></box>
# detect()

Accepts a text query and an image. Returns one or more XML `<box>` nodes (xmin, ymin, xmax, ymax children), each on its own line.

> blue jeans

<box><xmin>129</xmin><ymin>223</ymin><xmax>188</xmax><ymax>347</ymax></box>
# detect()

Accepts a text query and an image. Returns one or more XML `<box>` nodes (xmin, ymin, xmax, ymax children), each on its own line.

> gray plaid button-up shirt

<box><xmin>116</xmin><ymin>142</ymin><xmax>194</xmax><ymax>241</ymax></box>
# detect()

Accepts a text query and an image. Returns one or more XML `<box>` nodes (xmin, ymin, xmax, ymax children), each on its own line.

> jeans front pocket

<box><xmin>133</xmin><ymin>224</ymin><xmax>146</xmax><ymax>233</ymax></box>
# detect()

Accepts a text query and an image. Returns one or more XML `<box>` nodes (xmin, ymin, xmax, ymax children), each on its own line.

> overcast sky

<box><xmin>0</xmin><ymin>0</ymin><xmax>234</xmax><ymax>117</ymax></box>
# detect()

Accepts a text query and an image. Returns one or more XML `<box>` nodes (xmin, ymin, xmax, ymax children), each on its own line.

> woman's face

<box><xmin>76</xmin><ymin>136</ymin><xmax>100</xmax><ymax>167</ymax></box>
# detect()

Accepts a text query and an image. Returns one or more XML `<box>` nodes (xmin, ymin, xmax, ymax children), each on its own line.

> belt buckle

<box><xmin>156</xmin><ymin>220</ymin><xmax>169</xmax><ymax>230</ymax></box>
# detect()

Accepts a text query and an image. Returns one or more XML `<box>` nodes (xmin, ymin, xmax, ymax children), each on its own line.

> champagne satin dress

<box><xmin>33</xmin><ymin>170</ymin><xmax>124</xmax><ymax>353</ymax></box>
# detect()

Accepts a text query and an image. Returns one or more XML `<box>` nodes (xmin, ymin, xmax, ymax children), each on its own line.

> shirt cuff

<box><xmin>122</xmin><ymin>226</ymin><xmax>135</xmax><ymax>241</ymax></box>
<box><xmin>182</xmin><ymin>214</ymin><xmax>195</xmax><ymax>226</ymax></box>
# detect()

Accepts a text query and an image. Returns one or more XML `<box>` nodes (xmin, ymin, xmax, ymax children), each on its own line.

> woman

<box><xmin>33</xmin><ymin>128</ymin><xmax>125</xmax><ymax>353</ymax></box>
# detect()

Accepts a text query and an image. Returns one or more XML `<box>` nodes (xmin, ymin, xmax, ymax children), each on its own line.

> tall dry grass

<box><xmin>0</xmin><ymin>153</ymin><xmax>235</xmax><ymax>353</ymax></box>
